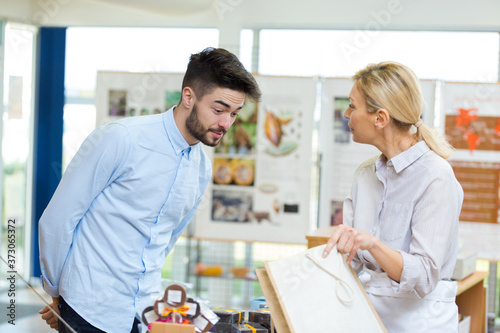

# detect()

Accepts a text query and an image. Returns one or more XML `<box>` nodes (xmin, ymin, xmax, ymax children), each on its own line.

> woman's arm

<box><xmin>323</xmin><ymin>224</ymin><xmax>403</xmax><ymax>282</ymax></box>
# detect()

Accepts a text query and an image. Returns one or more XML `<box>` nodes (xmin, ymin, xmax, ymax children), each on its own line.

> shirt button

<box><xmin>152</xmin><ymin>234</ymin><xmax>157</xmax><ymax>239</ymax></box>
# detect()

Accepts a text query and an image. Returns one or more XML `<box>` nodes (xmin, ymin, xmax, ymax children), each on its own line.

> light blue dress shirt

<box><xmin>39</xmin><ymin>108</ymin><xmax>211</xmax><ymax>332</ymax></box>
<box><xmin>343</xmin><ymin>141</ymin><xmax>464</xmax><ymax>298</ymax></box>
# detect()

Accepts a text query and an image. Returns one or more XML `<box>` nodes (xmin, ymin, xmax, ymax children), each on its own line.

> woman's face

<box><xmin>344</xmin><ymin>82</ymin><xmax>377</xmax><ymax>145</ymax></box>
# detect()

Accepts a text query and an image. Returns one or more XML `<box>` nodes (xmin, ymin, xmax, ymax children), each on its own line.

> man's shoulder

<box><xmin>114</xmin><ymin>113</ymin><xmax>164</xmax><ymax>129</ymax></box>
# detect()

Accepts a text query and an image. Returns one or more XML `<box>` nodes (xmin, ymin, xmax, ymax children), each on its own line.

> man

<box><xmin>39</xmin><ymin>47</ymin><xmax>261</xmax><ymax>332</ymax></box>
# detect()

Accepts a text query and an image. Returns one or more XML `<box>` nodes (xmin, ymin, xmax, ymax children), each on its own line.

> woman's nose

<box><xmin>344</xmin><ymin>108</ymin><xmax>351</xmax><ymax>119</ymax></box>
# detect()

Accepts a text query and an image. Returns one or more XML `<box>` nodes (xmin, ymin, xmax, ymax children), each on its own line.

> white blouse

<box><xmin>344</xmin><ymin>140</ymin><xmax>464</xmax><ymax>298</ymax></box>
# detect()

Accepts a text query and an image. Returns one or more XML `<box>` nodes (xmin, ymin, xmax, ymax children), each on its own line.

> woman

<box><xmin>322</xmin><ymin>62</ymin><xmax>463</xmax><ymax>332</ymax></box>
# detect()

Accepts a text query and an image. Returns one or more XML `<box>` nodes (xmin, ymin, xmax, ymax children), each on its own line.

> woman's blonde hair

<box><xmin>353</xmin><ymin>61</ymin><xmax>453</xmax><ymax>159</ymax></box>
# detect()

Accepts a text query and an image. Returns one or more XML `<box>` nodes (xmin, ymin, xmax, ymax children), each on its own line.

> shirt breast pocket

<box><xmin>379</xmin><ymin>201</ymin><xmax>412</xmax><ymax>242</ymax></box>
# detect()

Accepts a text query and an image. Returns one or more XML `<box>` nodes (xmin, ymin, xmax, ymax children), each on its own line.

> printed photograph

<box><xmin>211</xmin><ymin>189</ymin><xmax>253</xmax><ymax>223</ymax></box>
<box><xmin>330</xmin><ymin>200</ymin><xmax>344</xmax><ymax>225</ymax></box>
<box><xmin>165</xmin><ymin>90</ymin><xmax>181</xmax><ymax>111</ymax></box>
<box><xmin>333</xmin><ymin>97</ymin><xmax>351</xmax><ymax>144</ymax></box>
<box><xmin>108</xmin><ymin>90</ymin><xmax>127</xmax><ymax>116</ymax></box>
<box><xmin>213</xmin><ymin>157</ymin><xmax>255</xmax><ymax>186</ymax></box>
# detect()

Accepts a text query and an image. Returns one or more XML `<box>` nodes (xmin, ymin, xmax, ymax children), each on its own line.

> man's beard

<box><xmin>185</xmin><ymin>104</ymin><xmax>226</xmax><ymax>147</ymax></box>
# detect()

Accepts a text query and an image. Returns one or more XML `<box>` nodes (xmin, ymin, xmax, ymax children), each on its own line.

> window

<box><xmin>1</xmin><ymin>22</ymin><xmax>36</xmax><ymax>281</ymax></box>
<box><xmin>258</xmin><ymin>30</ymin><xmax>499</xmax><ymax>81</ymax></box>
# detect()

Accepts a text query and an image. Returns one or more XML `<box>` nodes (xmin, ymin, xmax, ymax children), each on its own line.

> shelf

<box><xmin>195</xmin><ymin>273</ymin><xmax>258</xmax><ymax>281</ymax></box>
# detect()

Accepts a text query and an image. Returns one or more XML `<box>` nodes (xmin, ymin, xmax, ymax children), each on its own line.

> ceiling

<box><xmin>93</xmin><ymin>0</ymin><xmax>215</xmax><ymax>15</ymax></box>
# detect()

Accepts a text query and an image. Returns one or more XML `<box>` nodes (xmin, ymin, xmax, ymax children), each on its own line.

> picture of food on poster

<box><xmin>194</xmin><ymin>75</ymin><xmax>317</xmax><ymax>244</ymax></box>
<box><xmin>440</xmin><ymin>81</ymin><xmax>500</xmax><ymax>261</ymax></box>
<box><xmin>318</xmin><ymin>78</ymin><xmax>436</xmax><ymax>228</ymax></box>
<box><xmin>95</xmin><ymin>71</ymin><xmax>184</xmax><ymax>126</ymax></box>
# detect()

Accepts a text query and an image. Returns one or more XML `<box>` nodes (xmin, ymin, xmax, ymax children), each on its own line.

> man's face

<box><xmin>185</xmin><ymin>87</ymin><xmax>246</xmax><ymax>147</ymax></box>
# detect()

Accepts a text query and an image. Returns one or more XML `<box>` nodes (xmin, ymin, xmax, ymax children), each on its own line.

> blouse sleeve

<box><xmin>397</xmin><ymin>165</ymin><xmax>463</xmax><ymax>297</ymax></box>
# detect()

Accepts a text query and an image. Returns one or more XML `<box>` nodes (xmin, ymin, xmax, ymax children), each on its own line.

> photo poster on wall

<box><xmin>440</xmin><ymin>81</ymin><xmax>500</xmax><ymax>260</ymax></box>
<box><xmin>194</xmin><ymin>75</ymin><xmax>317</xmax><ymax>244</ymax></box>
<box><xmin>318</xmin><ymin>78</ymin><xmax>437</xmax><ymax>228</ymax></box>
<box><xmin>95</xmin><ymin>71</ymin><xmax>185</xmax><ymax>127</ymax></box>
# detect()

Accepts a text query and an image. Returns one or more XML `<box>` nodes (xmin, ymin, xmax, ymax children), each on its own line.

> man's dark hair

<box><xmin>181</xmin><ymin>47</ymin><xmax>261</xmax><ymax>102</ymax></box>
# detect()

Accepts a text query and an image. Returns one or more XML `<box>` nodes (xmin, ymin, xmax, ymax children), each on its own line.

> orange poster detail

<box><xmin>455</xmin><ymin>108</ymin><xmax>478</xmax><ymax>127</ymax></box>
<box><xmin>445</xmin><ymin>115</ymin><xmax>500</xmax><ymax>153</ymax></box>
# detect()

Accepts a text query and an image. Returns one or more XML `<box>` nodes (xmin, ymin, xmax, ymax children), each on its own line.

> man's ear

<box><xmin>374</xmin><ymin>108</ymin><xmax>390</xmax><ymax>128</ymax></box>
<box><xmin>180</xmin><ymin>87</ymin><xmax>195</xmax><ymax>108</ymax></box>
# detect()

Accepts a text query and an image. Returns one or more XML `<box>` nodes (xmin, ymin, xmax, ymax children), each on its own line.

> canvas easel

<box><xmin>256</xmin><ymin>245</ymin><xmax>387</xmax><ymax>333</ymax></box>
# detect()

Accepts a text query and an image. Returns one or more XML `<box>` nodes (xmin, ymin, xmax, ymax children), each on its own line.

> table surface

<box><xmin>456</xmin><ymin>270</ymin><xmax>488</xmax><ymax>295</ymax></box>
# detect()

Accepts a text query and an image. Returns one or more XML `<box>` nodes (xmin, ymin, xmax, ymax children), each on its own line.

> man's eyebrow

<box><xmin>214</xmin><ymin>100</ymin><xmax>230</xmax><ymax>108</ymax></box>
<box><xmin>215</xmin><ymin>100</ymin><xmax>244</xmax><ymax>110</ymax></box>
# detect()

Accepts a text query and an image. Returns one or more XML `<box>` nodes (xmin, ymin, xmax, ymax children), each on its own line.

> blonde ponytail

<box><xmin>415</xmin><ymin>124</ymin><xmax>453</xmax><ymax>159</ymax></box>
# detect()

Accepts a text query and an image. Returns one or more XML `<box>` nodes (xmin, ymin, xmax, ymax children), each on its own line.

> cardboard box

<box><xmin>150</xmin><ymin>322</ymin><xmax>196</xmax><ymax>333</ymax></box>
<box><xmin>452</xmin><ymin>250</ymin><xmax>477</xmax><ymax>280</ymax></box>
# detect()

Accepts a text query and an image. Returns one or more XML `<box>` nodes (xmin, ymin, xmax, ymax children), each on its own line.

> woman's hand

<box><xmin>322</xmin><ymin>224</ymin><xmax>404</xmax><ymax>282</ymax></box>
<box><xmin>322</xmin><ymin>224</ymin><xmax>376</xmax><ymax>264</ymax></box>
<box><xmin>39</xmin><ymin>297</ymin><xmax>59</xmax><ymax>330</ymax></box>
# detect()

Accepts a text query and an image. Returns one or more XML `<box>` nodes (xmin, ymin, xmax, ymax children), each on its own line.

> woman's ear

<box><xmin>180</xmin><ymin>87</ymin><xmax>194</xmax><ymax>108</ymax></box>
<box><xmin>374</xmin><ymin>108</ymin><xmax>390</xmax><ymax>128</ymax></box>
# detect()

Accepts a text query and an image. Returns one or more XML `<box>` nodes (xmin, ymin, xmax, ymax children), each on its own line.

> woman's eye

<box><xmin>348</xmin><ymin>103</ymin><xmax>355</xmax><ymax>109</ymax></box>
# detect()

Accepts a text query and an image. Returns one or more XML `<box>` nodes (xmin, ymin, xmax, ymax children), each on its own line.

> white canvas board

<box><xmin>265</xmin><ymin>244</ymin><xmax>386</xmax><ymax>333</ymax></box>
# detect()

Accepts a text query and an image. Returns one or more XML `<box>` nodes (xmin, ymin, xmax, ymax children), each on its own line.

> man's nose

<box><xmin>219</xmin><ymin>114</ymin><xmax>233</xmax><ymax>129</ymax></box>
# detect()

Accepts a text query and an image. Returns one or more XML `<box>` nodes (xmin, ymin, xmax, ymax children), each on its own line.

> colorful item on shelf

<box><xmin>210</xmin><ymin>307</ymin><xmax>275</xmax><ymax>333</ymax></box>
<box><xmin>212</xmin><ymin>308</ymin><xmax>243</xmax><ymax>325</ymax></box>
<box><xmin>195</xmin><ymin>263</ymin><xmax>224</xmax><ymax>276</ymax></box>
<box><xmin>248</xmin><ymin>309</ymin><xmax>275</xmax><ymax>333</ymax></box>
<box><xmin>142</xmin><ymin>284</ymin><xmax>219</xmax><ymax>333</ymax></box>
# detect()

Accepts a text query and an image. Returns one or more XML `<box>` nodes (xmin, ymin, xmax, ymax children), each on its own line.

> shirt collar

<box><xmin>164</xmin><ymin>106</ymin><xmax>194</xmax><ymax>159</ymax></box>
<box><xmin>388</xmin><ymin>140</ymin><xmax>430</xmax><ymax>173</ymax></box>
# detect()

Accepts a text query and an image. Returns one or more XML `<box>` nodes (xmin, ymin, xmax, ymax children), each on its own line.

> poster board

<box><xmin>194</xmin><ymin>75</ymin><xmax>317</xmax><ymax>243</ymax></box>
<box><xmin>440</xmin><ymin>81</ymin><xmax>500</xmax><ymax>261</ymax></box>
<box><xmin>258</xmin><ymin>245</ymin><xmax>386</xmax><ymax>333</ymax></box>
<box><xmin>95</xmin><ymin>71</ymin><xmax>184</xmax><ymax>126</ymax></box>
<box><xmin>317</xmin><ymin>78</ymin><xmax>436</xmax><ymax>228</ymax></box>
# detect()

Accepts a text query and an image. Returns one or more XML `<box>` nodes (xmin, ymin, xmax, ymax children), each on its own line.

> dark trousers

<box><xmin>58</xmin><ymin>297</ymin><xmax>140</xmax><ymax>333</ymax></box>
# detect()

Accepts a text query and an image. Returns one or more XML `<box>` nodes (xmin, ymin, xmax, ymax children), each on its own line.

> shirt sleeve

<box><xmin>397</xmin><ymin>166</ymin><xmax>463</xmax><ymax>297</ymax></box>
<box><xmin>39</xmin><ymin>123</ymin><xmax>131</xmax><ymax>297</ymax></box>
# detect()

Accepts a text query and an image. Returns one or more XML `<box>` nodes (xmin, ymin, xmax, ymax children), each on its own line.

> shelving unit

<box><xmin>188</xmin><ymin>239</ymin><xmax>261</xmax><ymax>309</ymax></box>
